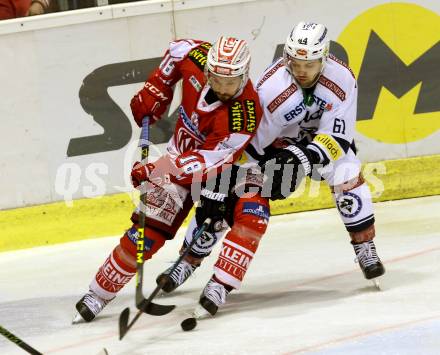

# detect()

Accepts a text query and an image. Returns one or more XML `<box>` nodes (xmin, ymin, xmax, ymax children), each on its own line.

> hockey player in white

<box><xmin>158</xmin><ymin>21</ymin><xmax>386</xmax><ymax>317</ymax></box>
<box><xmin>251</xmin><ymin>21</ymin><xmax>385</xmax><ymax>283</ymax></box>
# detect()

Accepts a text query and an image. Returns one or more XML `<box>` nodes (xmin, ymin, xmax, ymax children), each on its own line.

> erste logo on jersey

<box><xmin>179</xmin><ymin>106</ymin><xmax>205</xmax><ymax>139</ymax></box>
<box><xmin>284</xmin><ymin>94</ymin><xmax>331</xmax><ymax>122</ymax></box>
<box><xmin>284</xmin><ymin>101</ymin><xmax>306</xmax><ymax>121</ymax></box>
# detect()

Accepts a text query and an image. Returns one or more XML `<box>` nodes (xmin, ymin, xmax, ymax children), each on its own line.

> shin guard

<box><xmin>90</xmin><ymin>225</ymin><xmax>167</xmax><ymax>300</ymax></box>
<box><xmin>333</xmin><ymin>181</ymin><xmax>375</xmax><ymax>242</ymax></box>
<box><xmin>214</xmin><ymin>194</ymin><xmax>269</xmax><ymax>289</ymax></box>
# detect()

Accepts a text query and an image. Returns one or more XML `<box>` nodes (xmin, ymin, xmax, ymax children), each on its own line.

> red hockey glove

<box><xmin>130</xmin><ymin>75</ymin><xmax>173</xmax><ymax>127</ymax></box>
<box><xmin>130</xmin><ymin>161</ymin><xmax>156</xmax><ymax>188</ymax></box>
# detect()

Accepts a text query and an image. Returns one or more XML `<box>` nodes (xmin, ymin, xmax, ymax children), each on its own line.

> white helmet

<box><xmin>206</xmin><ymin>36</ymin><xmax>251</xmax><ymax>90</ymax></box>
<box><xmin>284</xmin><ymin>22</ymin><xmax>330</xmax><ymax>62</ymax></box>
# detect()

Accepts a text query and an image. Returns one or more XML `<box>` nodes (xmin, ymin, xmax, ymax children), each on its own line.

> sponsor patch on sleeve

<box><xmin>242</xmin><ymin>202</ymin><xmax>270</xmax><ymax>220</ymax></box>
<box><xmin>188</xmin><ymin>44</ymin><xmax>210</xmax><ymax>72</ymax></box>
<box><xmin>313</xmin><ymin>134</ymin><xmax>343</xmax><ymax>161</ymax></box>
<box><xmin>189</xmin><ymin>75</ymin><xmax>202</xmax><ymax>92</ymax></box>
<box><xmin>199</xmin><ymin>42</ymin><xmax>212</xmax><ymax>51</ymax></box>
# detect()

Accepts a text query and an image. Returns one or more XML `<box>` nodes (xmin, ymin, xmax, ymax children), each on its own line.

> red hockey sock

<box><xmin>213</xmin><ymin>194</ymin><xmax>269</xmax><ymax>289</ymax></box>
<box><xmin>90</xmin><ymin>248</ymin><xmax>136</xmax><ymax>301</ymax></box>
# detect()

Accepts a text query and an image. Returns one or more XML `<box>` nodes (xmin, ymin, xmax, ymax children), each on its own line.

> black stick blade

<box><xmin>139</xmin><ymin>299</ymin><xmax>176</xmax><ymax>316</ymax></box>
<box><xmin>118</xmin><ymin>307</ymin><xmax>130</xmax><ymax>340</ymax></box>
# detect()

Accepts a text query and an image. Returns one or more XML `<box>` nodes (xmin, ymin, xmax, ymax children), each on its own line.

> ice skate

<box><xmin>72</xmin><ymin>290</ymin><xmax>113</xmax><ymax>324</ymax></box>
<box><xmin>352</xmin><ymin>240</ymin><xmax>385</xmax><ymax>289</ymax></box>
<box><xmin>199</xmin><ymin>277</ymin><xmax>231</xmax><ymax>316</ymax></box>
<box><xmin>156</xmin><ymin>259</ymin><xmax>199</xmax><ymax>293</ymax></box>
<box><xmin>179</xmin><ymin>279</ymin><xmax>229</xmax><ymax>332</ymax></box>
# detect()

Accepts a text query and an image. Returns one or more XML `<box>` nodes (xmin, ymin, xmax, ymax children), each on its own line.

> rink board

<box><xmin>1</xmin><ymin>154</ymin><xmax>439</xmax><ymax>252</ymax></box>
<box><xmin>0</xmin><ymin>0</ymin><xmax>439</xmax><ymax>210</ymax></box>
<box><xmin>1</xmin><ymin>196</ymin><xmax>440</xmax><ymax>355</ymax></box>
<box><xmin>0</xmin><ymin>0</ymin><xmax>439</xmax><ymax>251</ymax></box>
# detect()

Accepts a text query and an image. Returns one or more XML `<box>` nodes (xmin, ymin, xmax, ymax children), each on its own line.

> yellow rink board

<box><xmin>1</xmin><ymin>155</ymin><xmax>440</xmax><ymax>252</ymax></box>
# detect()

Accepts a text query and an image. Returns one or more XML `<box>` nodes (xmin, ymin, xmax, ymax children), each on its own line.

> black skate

<box><xmin>72</xmin><ymin>290</ymin><xmax>113</xmax><ymax>323</ymax></box>
<box><xmin>156</xmin><ymin>260</ymin><xmax>198</xmax><ymax>293</ymax></box>
<box><xmin>179</xmin><ymin>277</ymin><xmax>232</xmax><ymax>331</ymax></box>
<box><xmin>199</xmin><ymin>277</ymin><xmax>231</xmax><ymax>316</ymax></box>
<box><xmin>352</xmin><ymin>240</ymin><xmax>385</xmax><ymax>288</ymax></box>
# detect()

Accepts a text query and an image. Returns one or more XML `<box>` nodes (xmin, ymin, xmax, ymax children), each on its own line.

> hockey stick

<box><xmin>134</xmin><ymin>117</ymin><xmax>151</xmax><ymax>306</ymax></box>
<box><xmin>132</xmin><ymin>116</ymin><xmax>174</xmax><ymax>316</ymax></box>
<box><xmin>119</xmin><ymin>217</ymin><xmax>212</xmax><ymax>340</ymax></box>
<box><xmin>0</xmin><ymin>325</ymin><xmax>43</xmax><ymax>355</ymax></box>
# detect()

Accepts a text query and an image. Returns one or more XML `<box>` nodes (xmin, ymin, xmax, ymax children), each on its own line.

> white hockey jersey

<box><xmin>249</xmin><ymin>54</ymin><xmax>357</xmax><ymax>165</ymax></box>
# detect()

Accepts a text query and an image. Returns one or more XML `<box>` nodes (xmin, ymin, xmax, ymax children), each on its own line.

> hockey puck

<box><xmin>181</xmin><ymin>317</ymin><xmax>197</xmax><ymax>331</ymax></box>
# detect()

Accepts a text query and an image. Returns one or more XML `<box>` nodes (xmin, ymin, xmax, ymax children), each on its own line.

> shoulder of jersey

<box><xmin>241</xmin><ymin>79</ymin><xmax>261</xmax><ymax>101</ymax></box>
<box><xmin>256</xmin><ymin>58</ymin><xmax>287</xmax><ymax>90</ymax></box>
<box><xmin>168</xmin><ymin>39</ymin><xmax>211</xmax><ymax>60</ymax></box>
<box><xmin>318</xmin><ymin>54</ymin><xmax>357</xmax><ymax>102</ymax></box>
<box><xmin>257</xmin><ymin>58</ymin><xmax>303</xmax><ymax>119</ymax></box>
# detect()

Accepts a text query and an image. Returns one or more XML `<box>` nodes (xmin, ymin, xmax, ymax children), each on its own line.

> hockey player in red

<box><xmin>158</xmin><ymin>22</ymin><xmax>385</xmax><ymax>317</ymax></box>
<box><xmin>73</xmin><ymin>36</ymin><xmax>263</xmax><ymax>323</ymax></box>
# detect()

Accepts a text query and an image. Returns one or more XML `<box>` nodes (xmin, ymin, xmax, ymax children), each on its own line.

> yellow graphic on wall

<box><xmin>338</xmin><ymin>3</ymin><xmax>440</xmax><ymax>144</ymax></box>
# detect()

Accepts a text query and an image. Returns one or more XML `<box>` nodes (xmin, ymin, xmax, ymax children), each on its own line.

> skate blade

<box><xmin>193</xmin><ymin>305</ymin><xmax>211</xmax><ymax>320</ymax></box>
<box><xmin>372</xmin><ymin>278</ymin><xmax>381</xmax><ymax>291</ymax></box>
<box><xmin>72</xmin><ymin>312</ymin><xmax>85</xmax><ymax>324</ymax></box>
<box><xmin>96</xmin><ymin>348</ymin><xmax>109</xmax><ymax>355</ymax></box>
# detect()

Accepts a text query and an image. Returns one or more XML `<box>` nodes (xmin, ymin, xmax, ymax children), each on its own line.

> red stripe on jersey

<box><xmin>267</xmin><ymin>82</ymin><xmax>298</xmax><ymax>113</ymax></box>
<box><xmin>318</xmin><ymin>75</ymin><xmax>346</xmax><ymax>101</ymax></box>
<box><xmin>257</xmin><ymin>61</ymin><xmax>284</xmax><ymax>88</ymax></box>
<box><xmin>329</xmin><ymin>54</ymin><xmax>356</xmax><ymax>79</ymax></box>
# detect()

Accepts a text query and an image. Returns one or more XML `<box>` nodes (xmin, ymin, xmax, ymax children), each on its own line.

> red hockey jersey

<box><xmin>145</xmin><ymin>39</ymin><xmax>261</xmax><ymax>185</ymax></box>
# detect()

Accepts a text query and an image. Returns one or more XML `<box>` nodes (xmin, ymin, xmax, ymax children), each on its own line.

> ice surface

<box><xmin>1</xmin><ymin>196</ymin><xmax>439</xmax><ymax>355</ymax></box>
